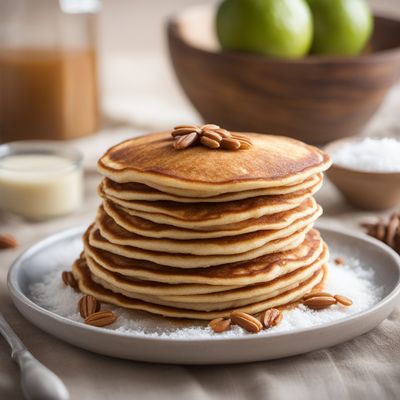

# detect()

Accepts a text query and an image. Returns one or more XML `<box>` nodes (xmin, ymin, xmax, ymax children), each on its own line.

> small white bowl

<box><xmin>325</xmin><ymin>137</ymin><xmax>400</xmax><ymax>210</ymax></box>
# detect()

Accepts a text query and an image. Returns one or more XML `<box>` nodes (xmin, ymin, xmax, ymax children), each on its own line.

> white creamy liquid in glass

<box><xmin>0</xmin><ymin>154</ymin><xmax>83</xmax><ymax>219</ymax></box>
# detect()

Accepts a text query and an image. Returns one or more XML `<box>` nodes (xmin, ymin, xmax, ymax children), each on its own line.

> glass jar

<box><xmin>0</xmin><ymin>0</ymin><xmax>100</xmax><ymax>142</ymax></box>
<box><xmin>0</xmin><ymin>141</ymin><xmax>83</xmax><ymax>220</ymax></box>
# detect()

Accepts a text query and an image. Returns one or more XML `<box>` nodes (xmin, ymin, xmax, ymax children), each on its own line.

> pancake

<box><xmin>72</xmin><ymin>256</ymin><xmax>327</xmax><ymax>319</ymax></box>
<box><xmin>99</xmin><ymin>179</ymin><xmax>322</xmax><ymax>229</ymax></box>
<box><xmin>103</xmin><ymin>197</ymin><xmax>319</xmax><ymax>239</ymax></box>
<box><xmin>101</xmin><ymin>173</ymin><xmax>323</xmax><ymax>203</ymax></box>
<box><xmin>96</xmin><ymin>204</ymin><xmax>322</xmax><ymax>255</ymax></box>
<box><xmin>84</xmin><ymin>228</ymin><xmax>326</xmax><ymax>285</ymax></box>
<box><xmin>98</xmin><ymin>132</ymin><xmax>331</xmax><ymax>196</ymax></box>
<box><xmin>89</xmin><ymin>260</ymin><xmax>324</xmax><ymax>311</ymax></box>
<box><xmin>75</xmin><ymin>130</ymin><xmax>331</xmax><ymax>320</ymax></box>
<box><xmin>85</xmin><ymin>255</ymin><xmax>239</xmax><ymax>295</ymax></box>
<box><xmin>88</xmin><ymin>223</ymin><xmax>312</xmax><ymax>268</ymax></box>
<box><xmin>85</xmin><ymin>244</ymin><xmax>327</xmax><ymax>305</ymax></box>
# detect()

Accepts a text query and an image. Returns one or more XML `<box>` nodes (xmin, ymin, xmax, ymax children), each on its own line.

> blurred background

<box><xmin>2</xmin><ymin>0</ymin><xmax>400</xmax><ymax>147</ymax></box>
<box><xmin>99</xmin><ymin>0</ymin><xmax>400</xmax><ymax>136</ymax></box>
<box><xmin>1</xmin><ymin>0</ymin><xmax>400</xmax><ymax>220</ymax></box>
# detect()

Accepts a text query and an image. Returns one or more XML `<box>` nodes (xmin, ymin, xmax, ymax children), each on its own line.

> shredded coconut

<box><xmin>330</xmin><ymin>137</ymin><xmax>400</xmax><ymax>172</ymax></box>
<box><xmin>29</xmin><ymin>256</ymin><xmax>383</xmax><ymax>339</ymax></box>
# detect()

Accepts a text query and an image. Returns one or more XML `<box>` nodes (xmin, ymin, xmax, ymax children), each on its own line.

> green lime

<box><xmin>307</xmin><ymin>0</ymin><xmax>373</xmax><ymax>55</ymax></box>
<box><xmin>216</xmin><ymin>0</ymin><xmax>313</xmax><ymax>59</ymax></box>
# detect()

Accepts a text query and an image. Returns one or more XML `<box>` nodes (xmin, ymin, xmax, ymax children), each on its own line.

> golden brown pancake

<box><xmin>88</xmin><ymin>223</ymin><xmax>312</xmax><ymax>268</ymax></box>
<box><xmin>97</xmin><ymin>132</ymin><xmax>331</xmax><ymax>195</ymax></box>
<box><xmin>72</xmin><ymin>256</ymin><xmax>327</xmax><ymax>319</ymax></box>
<box><xmin>85</xmin><ymin>245</ymin><xmax>327</xmax><ymax>307</ymax></box>
<box><xmin>102</xmin><ymin>197</ymin><xmax>319</xmax><ymax>239</ymax></box>
<box><xmin>96</xmin><ymin>204</ymin><xmax>322</xmax><ymax>255</ymax></box>
<box><xmin>74</xmin><ymin>131</ymin><xmax>331</xmax><ymax>320</ymax></box>
<box><xmin>83</xmin><ymin>228</ymin><xmax>325</xmax><ymax>285</ymax></box>
<box><xmin>84</xmin><ymin>255</ymin><xmax>239</xmax><ymax>295</ymax></box>
<box><xmin>100</xmin><ymin>173</ymin><xmax>323</xmax><ymax>203</ymax></box>
<box><xmin>89</xmin><ymin>261</ymin><xmax>324</xmax><ymax>311</ymax></box>
<box><xmin>99</xmin><ymin>179</ymin><xmax>322</xmax><ymax>229</ymax></box>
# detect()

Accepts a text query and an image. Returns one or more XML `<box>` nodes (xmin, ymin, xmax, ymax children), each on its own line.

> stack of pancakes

<box><xmin>73</xmin><ymin>132</ymin><xmax>332</xmax><ymax>320</ymax></box>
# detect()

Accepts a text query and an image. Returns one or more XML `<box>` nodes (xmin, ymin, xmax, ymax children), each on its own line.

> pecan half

<box><xmin>61</xmin><ymin>271</ymin><xmax>78</xmax><ymax>290</ymax></box>
<box><xmin>79</xmin><ymin>295</ymin><xmax>100</xmax><ymax>318</ymax></box>
<box><xmin>221</xmin><ymin>137</ymin><xmax>241</xmax><ymax>150</ymax></box>
<box><xmin>0</xmin><ymin>234</ymin><xmax>18</xmax><ymax>250</ymax></box>
<box><xmin>334</xmin><ymin>257</ymin><xmax>345</xmax><ymax>265</ymax></box>
<box><xmin>230</xmin><ymin>311</ymin><xmax>263</xmax><ymax>333</ymax></box>
<box><xmin>303</xmin><ymin>291</ymin><xmax>352</xmax><ymax>309</ymax></box>
<box><xmin>209</xmin><ymin>318</ymin><xmax>231</xmax><ymax>333</ymax></box>
<box><xmin>334</xmin><ymin>294</ymin><xmax>353</xmax><ymax>307</ymax></box>
<box><xmin>303</xmin><ymin>295</ymin><xmax>337</xmax><ymax>310</ymax></box>
<box><xmin>202</xmin><ymin>129</ymin><xmax>223</xmax><ymax>142</ymax></box>
<box><xmin>84</xmin><ymin>311</ymin><xmax>117</xmax><ymax>327</ymax></box>
<box><xmin>259</xmin><ymin>308</ymin><xmax>283</xmax><ymax>329</ymax></box>
<box><xmin>200</xmin><ymin>136</ymin><xmax>220</xmax><ymax>149</ymax></box>
<box><xmin>174</xmin><ymin>131</ymin><xmax>198</xmax><ymax>150</ymax></box>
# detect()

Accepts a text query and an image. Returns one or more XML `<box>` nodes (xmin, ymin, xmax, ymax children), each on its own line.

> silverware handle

<box><xmin>0</xmin><ymin>314</ymin><xmax>69</xmax><ymax>400</ymax></box>
<box><xmin>15</xmin><ymin>351</ymin><xmax>70</xmax><ymax>400</ymax></box>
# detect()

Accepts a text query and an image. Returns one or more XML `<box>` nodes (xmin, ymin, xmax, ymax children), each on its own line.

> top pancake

<box><xmin>98</xmin><ymin>132</ymin><xmax>331</xmax><ymax>195</ymax></box>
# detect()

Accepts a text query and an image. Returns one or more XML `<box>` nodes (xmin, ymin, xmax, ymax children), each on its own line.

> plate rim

<box><xmin>7</xmin><ymin>224</ymin><xmax>400</xmax><ymax>344</ymax></box>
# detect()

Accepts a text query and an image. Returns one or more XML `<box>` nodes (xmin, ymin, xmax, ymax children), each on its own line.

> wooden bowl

<box><xmin>325</xmin><ymin>138</ymin><xmax>400</xmax><ymax>210</ymax></box>
<box><xmin>167</xmin><ymin>5</ymin><xmax>400</xmax><ymax>145</ymax></box>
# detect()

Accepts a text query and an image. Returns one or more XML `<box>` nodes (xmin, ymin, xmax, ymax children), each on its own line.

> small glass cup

<box><xmin>0</xmin><ymin>141</ymin><xmax>83</xmax><ymax>220</ymax></box>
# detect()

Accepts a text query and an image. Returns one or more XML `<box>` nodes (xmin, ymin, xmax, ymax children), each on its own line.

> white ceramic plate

<box><xmin>7</xmin><ymin>225</ymin><xmax>400</xmax><ymax>364</ymax></box>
